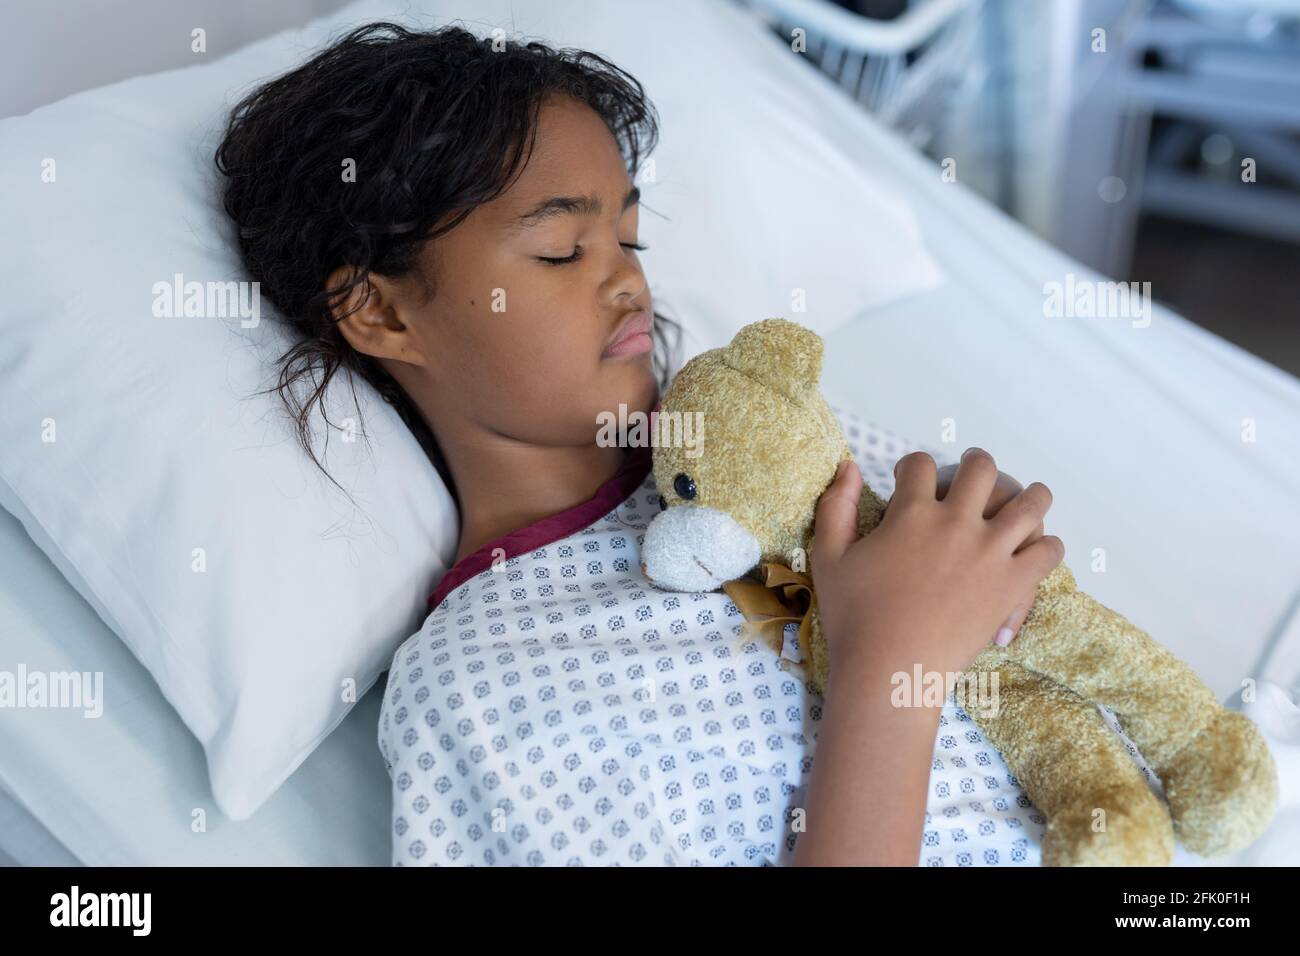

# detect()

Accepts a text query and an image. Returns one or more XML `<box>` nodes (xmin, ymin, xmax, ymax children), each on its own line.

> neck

<box><xmin>442</xmin><ymin>433</ymin><xmax>629</xmax><ymax>566</ymax></box>
<box><xmin>387</xmin><ymin>360</ymin><xmax>654</xmax><ymax>567</ymax></box>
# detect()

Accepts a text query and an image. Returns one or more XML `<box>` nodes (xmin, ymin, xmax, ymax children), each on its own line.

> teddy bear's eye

<box><xmin>673</xmin><ymin>473</ymin><xmax>697</xmax><ymax>501</ymax></box>
<box><xmin>657</xmin><ymin>495</ymin><xmax>667</xmax><ymax>511</ymax></box>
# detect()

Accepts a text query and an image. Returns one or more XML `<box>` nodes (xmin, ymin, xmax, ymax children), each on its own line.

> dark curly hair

<box><xmin>214</xmin><ymin>21</ymin><xmax>681</xmax><ymax>503</ymax></box>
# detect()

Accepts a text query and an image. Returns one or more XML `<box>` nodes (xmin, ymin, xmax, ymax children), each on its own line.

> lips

<box><xmin>602</xmin><ymin>310</ymin><xmax>654</xmax><ymax>358</ymax></box>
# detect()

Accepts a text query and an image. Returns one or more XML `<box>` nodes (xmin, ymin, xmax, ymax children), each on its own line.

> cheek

<box><xmin>443</xmin><ymin>287</ymin><xmax>591</xmax><ymax>374</ymax></box>
<box><xmin>463</xmin><ymin>311</ymin><xmax>603</xmax><ymax>409</ymax></box>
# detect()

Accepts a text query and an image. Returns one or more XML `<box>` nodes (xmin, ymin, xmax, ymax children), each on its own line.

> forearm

<box><xmin>792</xmin><ymin>653</ymin><xmax>942</xmax><ymax>866</ymax></box>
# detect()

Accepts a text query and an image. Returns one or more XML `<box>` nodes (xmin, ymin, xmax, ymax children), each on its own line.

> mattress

<box><xmin>4</xmin><ymin>2</ymin><xmax>1299</xmax><ymax>866</ymax></box>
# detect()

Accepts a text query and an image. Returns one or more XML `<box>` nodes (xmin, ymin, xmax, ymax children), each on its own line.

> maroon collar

<box><xmin>427</xmin><ymin>442</ymin><xmax>654</xmax><ymax>612</ymax></box>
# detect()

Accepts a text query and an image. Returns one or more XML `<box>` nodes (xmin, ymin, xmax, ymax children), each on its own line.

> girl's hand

<box><xmin>810</xmin><ymin>449</ymin><xmax>1064</xmax><ymax>686</ymax></box>
<box><xmin>934</xmin><ymin>458</ymin><xmax>1044</xmax><ymax>645</ymax></box>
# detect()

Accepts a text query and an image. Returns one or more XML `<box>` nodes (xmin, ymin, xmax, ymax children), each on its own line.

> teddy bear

<box><xmin>639</xmin><ymin>317</ymin><xmax>1277</xmax><ymax>865</ymax></box>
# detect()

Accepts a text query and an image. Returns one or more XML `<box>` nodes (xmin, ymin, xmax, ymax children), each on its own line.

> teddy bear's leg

<box><xmin>963</xmin><ymin>654</ymin><xmax>1175</xmax><ymax>866</ymax></box>
<box><xmin>998</xmin><ymin>563</ymin><xmax>1278</xmax><ymax>858</ymax></box>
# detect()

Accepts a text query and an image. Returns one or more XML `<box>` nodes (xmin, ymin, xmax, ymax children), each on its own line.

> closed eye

<box><xmin>538</xmin><ymin>242</ymin><xmax>648</xmax><ymax>266</ymax></box>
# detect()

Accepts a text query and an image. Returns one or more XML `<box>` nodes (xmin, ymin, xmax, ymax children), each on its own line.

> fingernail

<box><xmin>994</xmin><ymin>626</ymin><xmax>1014</xmax><ymax>646</ymax></box>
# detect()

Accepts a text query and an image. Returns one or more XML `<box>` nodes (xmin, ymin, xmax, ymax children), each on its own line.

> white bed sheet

<box><xmin>0</xmin><ymin>777</ymin><xmax>81</xmax><ymax>866</ymax></box>
<box><xmin>822</xmin><ymin>290</ymin><xmax>1300</xmax><ymax>701</ymax></box>
<box><xmin>3</xmin><ymin>0</ymin><xmax>1299</xmax><ymax>867</ymax></box>
<box><xmin>0</xmin><ymin>505</ymin><xmax>389</xmax><ymax>866</ymax></box>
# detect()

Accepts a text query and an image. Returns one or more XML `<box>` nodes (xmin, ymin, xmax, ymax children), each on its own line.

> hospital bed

<box><xmin>2</xmin><ymin>0</ymin><xmax>1299</xmax><ymax>866</ymax></box>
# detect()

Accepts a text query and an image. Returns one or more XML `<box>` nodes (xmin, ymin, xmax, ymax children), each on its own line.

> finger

<box><xmin>938</xmin><ymin>464</ymin><xmax>1023</xmax><ymax>520</ymax></box>
<box><xmin>1011</xmin><ymin>520</ymin><xmax>1046</xmax><ymax>553</ymax></box>
<box><xmin>944</xmin><ymin>447</ymin><xmax>999</xmax><ymax>515</ymax></box>
<box><xmin>812</xmin><ymin>458</ymin><xmax>862</xmax><ymax>567</ymax></box>
<box><xmin>1013</xmin><ymin>534</ymin><xmax>1066</xmax><ymax>587</ymax></box>
<box><xmin>993</xmin><ymin>472</ymin><xmax>1044</xmax><ymax>550</ymax></box>
<box><xmin>933</xmin><ymin>461</ymin><xmax>959</xmax><ymax>500</ymax></box>
<box><xmin>991</xmin><ymin>482</ymin><xmax>1053</xmax><ymax>547</ymax></box>
<box><xmin>993</xmin><ymin>601</ymin><xmax>1031</xmax><ymax>647</ymax></box>
<box><xmin>982</xmin><ymin>470</ymin><xmax>1025</xmax><ymax>519</ymax></box>
<box><xmin>890</xmin><ymin>451</ymin><xmax>937</xmax><ymax>512</ymax></box>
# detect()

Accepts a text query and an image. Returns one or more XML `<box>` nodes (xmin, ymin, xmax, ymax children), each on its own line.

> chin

<box><xmin>593</xmin><ymin>361</ymin><xmax>658</xmax><ymax>432</ymax></box>
<box><xmin>627</xmin><ymin>360</ymin><xmax>660</xmax><ymax>413</ymax></box>
<box><xmin>604</xmin><ymin>352</ymin><xmax>657</xmax><ymax>397</ymax></box>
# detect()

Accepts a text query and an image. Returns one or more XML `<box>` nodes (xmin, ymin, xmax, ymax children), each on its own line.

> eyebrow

<box><xmin>507</xmin><ymin>185</ymin><xmax>640</xmax><ymax>233</ymax></box>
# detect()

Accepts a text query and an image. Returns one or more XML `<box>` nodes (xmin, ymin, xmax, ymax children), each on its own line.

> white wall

<box><xmin>0</xmin><ymin>0</ymin><xmax>353</xmax><ymax>119</ymax></box>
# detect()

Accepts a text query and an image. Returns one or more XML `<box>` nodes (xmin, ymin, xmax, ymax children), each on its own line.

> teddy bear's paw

<box><xmin>1040</xmin><ymin>784</ymin><xmax>1175</xmax><ymax>866</ymax></box>
<box><xmin>1162</xmin><ymin>709</ymin><xmax>1279</xmax><ymax>858</ymax></box>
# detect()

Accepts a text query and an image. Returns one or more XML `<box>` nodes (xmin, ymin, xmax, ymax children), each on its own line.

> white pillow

<box><xmin>0</xmin><ymin>0</ymin><xmax>943</xmax><ymax>821</ymax></box>
<box><xmin>0</xmin><ymin>6</ymin><xmax>459</xmax><ymax>821</ymax></box>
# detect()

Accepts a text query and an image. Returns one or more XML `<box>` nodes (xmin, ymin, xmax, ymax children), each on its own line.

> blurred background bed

<box><xmin>1</xmin><ymin>0</ymin><xmax>1298</xmax><ymax>866</ymax></box>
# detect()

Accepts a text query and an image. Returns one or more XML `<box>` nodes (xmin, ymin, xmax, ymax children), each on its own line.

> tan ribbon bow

<box><xmin>721</xmin><ymin>561</ymin><xmax>816</xmax><ymax>666</ymax></box>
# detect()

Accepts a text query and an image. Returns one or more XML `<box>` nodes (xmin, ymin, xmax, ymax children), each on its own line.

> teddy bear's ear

<box><xmin>722</xmin><ymin>318</ymin><xmax>823</xmax><ymax>402</ymax></box>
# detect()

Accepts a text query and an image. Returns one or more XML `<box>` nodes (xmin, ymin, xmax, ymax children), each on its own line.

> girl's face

<box><xmin>344</xmin><ymin>93</ymin><xmax>658</xmax><ymax>451</ymax></box>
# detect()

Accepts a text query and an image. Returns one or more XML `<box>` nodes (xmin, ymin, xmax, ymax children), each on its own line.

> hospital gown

<box><xmin>377</xmin><ymin>406</ymin><xmax>1059</xmax><ymax>866</ymax></box>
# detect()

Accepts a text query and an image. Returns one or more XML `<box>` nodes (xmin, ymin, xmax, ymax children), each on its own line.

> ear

<box><xmin>722</xmin><ymin>318</ymin><xmax>823</xmax><ymax>402</ymax></box>
<box><xmin>327</xmin><ymin>266</ymin><xmax>428</xmax><ymax>367</ymax></box>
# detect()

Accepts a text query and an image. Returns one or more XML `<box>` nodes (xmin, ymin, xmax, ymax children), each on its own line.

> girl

<box><xmin>215</xmin><ymin>22</ymin><xmax>1062</xmax><ymax>865</ymax></box>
